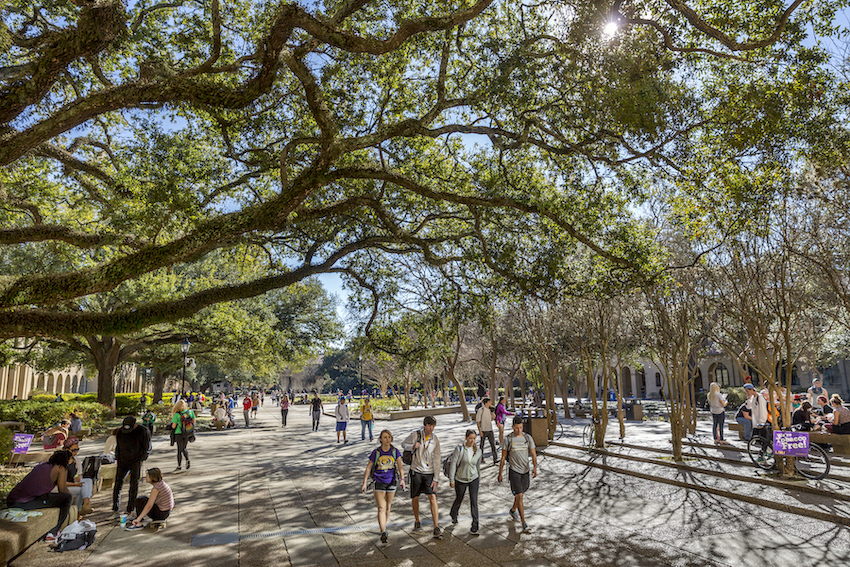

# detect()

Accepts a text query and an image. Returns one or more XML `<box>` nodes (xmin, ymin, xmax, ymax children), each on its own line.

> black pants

<box><xmin>281</xmin><ymin>408</ymin><xmax>288</xmax><ymax>426</ymax></box>
<box><xmin>450</xmin><ymin>478</ymin><xmax>479</xmax><ymax>529</ymax></box>
<box><xmin>480</xmin><ymin>430</ymin><xmax>497</xmax><ymax>462</ymax></box>
<box><xmin>135</xmin><ymin>496</ymin><xmax>171</xmax><ymax>521</ymax></box>
<box><xmin>10</xmin><ymin>492</ymin><xmax>71</xmax><ymax>535</ymax></box>
<box><xmin>112</xmin><ymin>461</ymin><xmax>142</xmax><ymax>514</ymax></box>
<box><xmin>175</xmin><ymin>433</ymin><xmax>190</xmax><ymax>466</ymax></box>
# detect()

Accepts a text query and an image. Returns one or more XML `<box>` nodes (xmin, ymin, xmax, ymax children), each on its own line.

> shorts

<box><xmin>509</xmin><ymin>469</ymin><xmax>530</xmax><ymax>495</ymax></box>
<box><xmin>336</xmin><ymin>421</ymin><xmax>347</xmax><ymax>431</ymax></box>
<box><xmin>374</xmin><ymin>482</ymin><xmax>397</xmax><ymax>493</ymax></box>
<box><xmin>409</xmin><ymin>471</ymin><xmax>435</xmax><ymax>498</ymax></box>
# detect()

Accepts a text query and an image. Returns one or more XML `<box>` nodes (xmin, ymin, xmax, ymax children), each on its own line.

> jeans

<box><xmin>712</xmin><ymin>412</ymin><xmax>725</xmax><ymax>441</ymax></box>
<box><xmin>312</xmin><ymin>410</ymin><xmax>321</xmax><ymax>431</ymax></box>
<box><xmin>68</xmin><ymin>478</ymin><xmax>93</xmax><ymax>508</ymax></box>
<box><xmin>175</xmin><ymin>433</ymin><xmax>190</xmax><ymax>467</ymax></box>
<box><xmin>736</xmin><ymin>416</ymin><xmax>753</xmax><ymax>441</ymax></box>
<box><xmin>10</xmin><ymin>493</ymin><xmax>71</xmax><ymax>535</ymax></box>
<box><xmin>243</xmin><ymin>410</ymin><xmax>250</xmax><ymax>427</ymax></box>
<box><xmin>450</xmin><ymin>477</ymin><xmax>479</xmax><ymax>529</ymax></box>
<box><xmin>281</xmin><ymin>408</ymin><xmax>288</xmax><ymax>426</ymax></box>
<box><xmin>361</xmin><ymin>419</ymin><xmax>373</xmax><ymax>440</ymax></box>
<box><xmin>480</xmin><ymin>430</ymin><xmax>497</xmax><ymax>462</ymax></box>
<box><xmin>135</xmin><ymin>496</ymin><xmax>171</xmax><ymax>521</ymax></box>
<box><xmin>112</xmin><ymin>461</ymin><xmax>142</xmax><ymax>514</ymax></box>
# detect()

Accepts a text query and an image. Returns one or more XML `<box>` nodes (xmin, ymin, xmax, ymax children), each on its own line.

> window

<box><xmin>714</xmin><ymin>364</ymin><xmax>730</xmax><ymax>386</ymax></box>
<box><xmin>655</xmin><ymin>372</ymin><xmax>662</xmax><ymax>387</ymax></box>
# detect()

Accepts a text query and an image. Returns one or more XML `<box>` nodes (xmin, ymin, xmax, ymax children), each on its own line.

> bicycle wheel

<box><xmin>795</xmin><ymin>443</ymin><xmax>830</xmax><ymax>480</ymax></box>
<box><xmin>582</xmin><ymin>423</ymin><xmax>594</xmax><ymax>450</ymax></box>
<box><xmin>748</xmin><ymin>435</ymin><xmax>775</xmax><ymax>470</ymax></box>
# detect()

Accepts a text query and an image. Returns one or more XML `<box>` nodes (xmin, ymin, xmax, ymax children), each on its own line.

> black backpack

<box><xmin>80</xmin><ymin>456</ymin><xmax>102</xmax><ymax>481</ymax></box>
<box><xmin>402</xmin><ymin>431</ymin><xmax>421</xmax><ymax>465</ymax></box>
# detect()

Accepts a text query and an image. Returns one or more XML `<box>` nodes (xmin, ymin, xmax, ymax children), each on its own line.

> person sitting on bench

<box><xmin>42</xmin><ymin>420</ymin><xmax>70</xmax><ymax>450</ymax></box>
<box><xmin>6</xmin><ymin>450</ymin><xmax>74</xmax><ymax>542</ymax></box>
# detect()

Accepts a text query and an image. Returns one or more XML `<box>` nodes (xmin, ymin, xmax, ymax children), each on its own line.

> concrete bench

<box><xmin>0</xmin><ymin>504</ymin><xmax>77</xmax><ymax>564</ymax></box>
<box><xmin>728</xmin><ymin>422</ymin><xmax>850</xmax><ymax>455</ymax></box>
<box><xmin>388</xmin><ymin>405</ymin><xmax>464</xmax><ymax>421</ymax></box>
<box><xmin>0</xmin><ymin>421</ymin><xmax>25</xmax><ymax>432</ymax></box>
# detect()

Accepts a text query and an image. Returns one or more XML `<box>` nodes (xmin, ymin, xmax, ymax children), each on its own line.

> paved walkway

<box><xmin>10</xmin><ymin>404</ymin><xmax>850</xmax><ymax>566</ymax></box>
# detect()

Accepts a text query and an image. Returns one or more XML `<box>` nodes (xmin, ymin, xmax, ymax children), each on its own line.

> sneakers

<box><xmin>522</xmin><ymin>522</ymin><xmax>529</xmax><ymax>532</ymax></box>
<box><xmin>509</xmin><ymin>509</ymin><xmax>518</xmax><ymax>521</ymax></box>
<box><xmin>413</xmin><ymin>521</ymin><xmax>422</xmax><ymax>531</ymax></box>
<box><xmin>380</xmin><ymin>531</ymin><xmax>388</xmax><ymax>544</ymax></box>
<box><xmin>125</xmin><ymin>523</ymin><xmax>145</xmax><ymax>531</ymax></box>
<box><xmin>174</xmin><ymin>466</ymin><xmax>182</xmax><ymax>472</ymax></box>
<box><xmin>470</xmin><ymin>525</ymin><xmax>479</xmax><ymax>536</ymax></box>
<box><xmin>451</xmin><ymin>516</ymin><xmax>458</xmax><ymax>524</ymax></box>
<box><xmin>44</xmin><ymin>532</ymin><xmax>57</xmax><ymax>543</ymax></box>
<box><xmin>433</xmin><ymin>526</ymin><xmax>442</xmax><ymax>538</ymax></box>
<box><xmin>344</xmin><ymin>439</ymin><xmax>349</xmax><ymax>444</ymax></box>
<box><xmin>186</xmin><ymin>460</ymin><xmax>190</xmax><ymax>470</ymax></box>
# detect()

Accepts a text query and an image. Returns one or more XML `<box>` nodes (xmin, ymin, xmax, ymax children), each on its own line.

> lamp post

<box><xmin>180</xmin><ymin>338</ymin><xmax>191</xmax><ymax>395</ymax></box>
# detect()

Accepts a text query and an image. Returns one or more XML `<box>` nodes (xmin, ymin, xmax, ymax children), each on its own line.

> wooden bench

<box><xmin>728</xmin><ymin>422</ymin><xmax>850</xmax><ymax>455</ymax></box>
<box><xmin>0</xmin><ymin>421</ymin><xmax>25</xmax><ymax>432</ymax></box>
<box><xmin>0</xmin><ymin>505</ymin><xmax>77</xmax><ymax>564</ymax></box>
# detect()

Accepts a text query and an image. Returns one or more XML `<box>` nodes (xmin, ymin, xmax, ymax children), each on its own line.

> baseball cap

<box><xmin>121</xmin><ymin>416</ymin><xmax>136</xmax><ymax>431</ymax></box>
<box><xmin>743</xmin><ymin>384</ymin><xmax>755</xmax><ymax>390</ymax></box>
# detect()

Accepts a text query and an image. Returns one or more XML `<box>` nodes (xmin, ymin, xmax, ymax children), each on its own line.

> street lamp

<box><xmin>180</xmin><ymin>338</ymin><xmax>191</xmax><ymax>394</ymax></box>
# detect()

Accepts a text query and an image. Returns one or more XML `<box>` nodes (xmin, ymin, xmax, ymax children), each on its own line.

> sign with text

<box><xmin>773</xmin><ymin>431</ymin><xmax>809</xmax><ymax>457</ymax></box>
<box><xmin>11</xmin><ymin>433</ymin><xmax>34</xmax><ymax>454</ymax></box>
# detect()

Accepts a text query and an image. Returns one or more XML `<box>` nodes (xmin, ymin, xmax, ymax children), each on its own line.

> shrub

<box><xmin>0</xmin><ymin>401</ymin><xmax>112</xmax><ymax>432</ymax></box>
<box><xmin>0</xmin><ymin>426</ymin><xmax>13</xmax><ymax>460</ymax></box>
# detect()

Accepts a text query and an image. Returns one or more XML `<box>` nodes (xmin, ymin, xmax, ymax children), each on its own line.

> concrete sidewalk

<box><xmin>9</xmin><ymin>403</ymin><xmax>850</xmax><ymax>566</ymax></box>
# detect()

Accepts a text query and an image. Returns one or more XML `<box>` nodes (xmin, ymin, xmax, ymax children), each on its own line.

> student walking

<box><xmin>361</xmin><ymin>430</ymin><xmax>406</xmax><ymax>543</ymax></box>
<box><xmin>280</xmin><ymin>394</ymin><xmax>289</xmax><ymax>426</ymax></box>
<box><xmin>401</xmin><ymin>416</ymin><xmax>442</xmax><ymax>538</ymax></box>
<box><xmin>448</xmin><ymin>429</ymin><xmax>482</xmax><ymax>535</ymax></box>
<box><xmin>310</xmin><ymin>392</ymin><xmax>324</xmax><ymax>431</ymax></box>
<box><xmin>242</xmin><ymin>394</ymin><xmax>252</xmax><ymax>428</ymax></box>
<box><xmin>498</xmin><ymin>416</ymin><xmax>537</xmax><ymax>532</ymax></box>
<box><xmin>360</xmin><ymin>397</ymin><xmax>374</xmax><ymax>441</ymax></box>
<box><xmin>475</xmin><ymin>397</ymin><xmax>498</xmax><ymax>464</ymax></box>
<box><xmin>495</xmin><ymin>396</ymin><xmax>513</xmax><ymax>445</ymax></box>
<box><xmin>335</xmin><ymin>398</ymin><xmax>350</xmax><ymax>443</ymax></box>
<box><xmin>169</xmin><ymin>400</ymin><xmax>195</xmax><ymax>471</ymax></box>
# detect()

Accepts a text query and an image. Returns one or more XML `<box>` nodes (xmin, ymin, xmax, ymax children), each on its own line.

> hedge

<box><xmin>31</xmin><ymin>392</ymin><xmax>180</xmax><ymax>415</ymax></box>
<box><xmin>0</xmin><ymin>400</ymin><xmax>113</xmax><ymax>432</ymax></box>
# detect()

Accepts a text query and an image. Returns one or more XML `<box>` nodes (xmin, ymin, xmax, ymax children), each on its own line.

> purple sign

<box><xmin>773</xmin><ymin>431</ymin><xmax>809</xmax><ymax>457</ymax></box>
<box><xmin>11</xmin><ymin>433</ymin><xmax>34</xmax><ymax>454</ymax></box>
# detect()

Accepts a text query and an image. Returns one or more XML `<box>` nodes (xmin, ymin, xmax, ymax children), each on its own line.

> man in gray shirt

<box><xmin>475</xmin><ymin>397</ymin><xmax>498</xmax><ymax>465</ymax></box>
<box><xmin>402</xmin><ymin>416</ymin><xmax>442</xmax><ymax>538</ymax></box>
<box><xmin>498</xmin><ymin>415</ymin><xmax>537</xmax><ymax>532</ymax></box>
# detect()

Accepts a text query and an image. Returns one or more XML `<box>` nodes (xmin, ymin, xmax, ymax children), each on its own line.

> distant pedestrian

<box><xmin>260</xmin><ymin>392</ymin><xmax>265</xmax><ymax>407</ymax></box>
<box><xmin>708</xmin><ymin>382</ymin><xmax>728</xmax><ymax>445</ymax></box>
<box><xmin>335</xmin><ymin>398</ymin><xmax>350</xmax><ymax>443</ymax></box>
<box><xmin>310</xmin><ymin>392</ymin><xmax>324</xmax><ymax>431</ymax></box>
<box><xmin>251</xmin><ymin>393</ymin><xmax>259</xmax><ymax>417</ymax></box>
<box><xmin>361</xmin><ymin>430</ymin><xmax>406</xmax><ymax>544</ymax></box>
<box><xmin>280</xmin><ymin>394</ymin><xmax>289</xmax><ymax>426</ymax></box>
<box><xmin>360</xmin><ymin>396</ymin><xmax>374</xmax><ymax>441</ymax></box>
<box><xmin>242</xmin><ymin>394</ymin><xmax>252</xmax><ymax>428</ymax></box>
<box><xmin>498</xmin><ymin>415</ymin><xmax>537</xmax><ymax>532</ymax></box>
<box><xmin>401</xmin><ymin>416</ymin><xmax>442</xmax><ymax>538</ymax></box>
<box><xmin>448</xmin><ymin>429</ymin><xmax>482</xmax><ymax>535</ymax></box>
<box><xmin>475</xmin><ymin>397</ymin><xmax>498</xmax><ymax>464</ymax></box>
<box><xmin>111</xmin><ymin>416</ymin><xmax>151</xmax><ymax>519</ymax></box>
<box><xmin>495</xmin><ymin>396</ymin><xmax>513</xmax><ymax>445</ymax></box>
<box><xmin>169</xmin><ymin>400</ymin><xmax>195</xmax><ymax>471</ymax></box>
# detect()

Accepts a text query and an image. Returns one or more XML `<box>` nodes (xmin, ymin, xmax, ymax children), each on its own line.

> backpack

<box><xmin>80</xmin><ymin>456</ymin><xmax>102</xmax><ymax>481</ymax></box>
<box><xmin>475</xmin><ymin>401</ymin><xmax>483</xmax><ymax>413</ymax></box>
<box><xmin>55</xmin><ymin>520</ymin><xmax>96</xmax><ymax>552</ymax></box>
<box><xmin>180</xmin><ymin>411</ymin><xmax>195</xmax><ymax>435</ymax></box>
<box><xmin>402</xmin><ymin>431</ymin><xmax>421</xmax><ymax>465</ymax></box>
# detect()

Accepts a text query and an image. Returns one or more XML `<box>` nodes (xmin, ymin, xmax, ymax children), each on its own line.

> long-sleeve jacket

<box><xmin>750</xmin><ymin>394</ymin><xmax>769</xmax><ymax>427</ymax></box>
<box><xmin>448</xmin><ymin>444</ymin><xmax>481</xmax><ymax>483</ymax></box>
<box><xmin>495</xmin><ymin>402</ymin><xmax>513</xmax><ymax>424</ymax></box>
<box><xmin>402</xmin><ymin>429</ymin><xmax>441</xmax><ymax>476</ymax></box>
<box><xmin>115</xmin><ymin>425</ymin><xmax>151</xmax><ymax>466</ymax></box>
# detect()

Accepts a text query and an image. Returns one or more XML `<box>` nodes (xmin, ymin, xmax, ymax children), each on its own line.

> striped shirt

<box><xmin>153</xmin><ymin>480</ymin><xmax>174</xmax><ymax>511</ymax></box>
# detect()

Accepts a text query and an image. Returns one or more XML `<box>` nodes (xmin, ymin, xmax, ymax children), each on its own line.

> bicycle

<box><xmin>548</xmin><ymin>409</ymin><xmax>565</xmax><ymax>440</ymax></box>
<box><xmin>582</xmin><ymin>416</ymin><xmax>599</xmax><ymax>451</ymax></box>
<box><xmin>747</xmin><ymin>425</ymin><xmax>830</xmax><ymax>480</ymax></box>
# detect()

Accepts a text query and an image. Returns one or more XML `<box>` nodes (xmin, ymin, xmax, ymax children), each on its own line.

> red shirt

<box><xmin>243</xmin><ymin>398</ymin><xmax>252</xmax><ymax>411</ymax></box>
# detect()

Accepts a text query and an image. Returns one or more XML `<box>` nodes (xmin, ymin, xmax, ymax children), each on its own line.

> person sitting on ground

<box><xmin>212</xmin><ymin>404</ymin><xmax>231</xmax><ymax>428</ymax></box>
<box><xmin>6</xmin><ymin>450</ymin><xmax>74</xmax><ymax>543</ymax></box>
<box><xmin>825</xmin><ymin>394</ymin><xmax>850</xmax><ymax>434</ymax></box>
<box><xmin>62</xmin><ymin>437</ymin><xmax>94</xmax><ymax>517</ymax></box>
<box><xmin>125</xmin><ymin>468</ymin><xmax>175</xmax><ymax>531</ymax></box>
<box><xmin>42</xmin><ymin>419</ymin><xmax>71</xmax><ymax>450</ymax></box>
<box><xmin>792</xmin><ymin>402</ymin><xmax>814</xmax><ymax>432</ymax></box>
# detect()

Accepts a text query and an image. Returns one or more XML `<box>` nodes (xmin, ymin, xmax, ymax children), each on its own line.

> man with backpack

<box><xmin>401</xmin><ymin>416</ymin><xmax>442</xmax><ymax>538</ymax></box>
<box><xmin>110</xmin><ymin>416</ymin><xmax>151</xmax><ymax>519</ymax></box>
<box><xmin>497</xmin><ymin>415</ymin><xmax>537</xmax><ymax>532</ymax></box>
<box><xmin>475</xmin><ymin>397</ymin><xmax>498</xmax><ymax>465</ymax></box>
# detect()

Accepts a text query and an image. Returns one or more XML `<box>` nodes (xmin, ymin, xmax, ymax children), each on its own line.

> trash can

<box><xmin>624</xmin><ymin>403</ymin><xmax>643</xmax><ymax>421</ymax></box>
<box><xmin>520</xmin><ymin>410</ymin><xmax>549</xmax><ymax>448</ymax></box>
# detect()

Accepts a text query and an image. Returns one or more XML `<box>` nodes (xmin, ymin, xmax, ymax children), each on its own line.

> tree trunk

<box><xmin>152</xmin><ymin>370</ymin><xmax>167</xmax><ymax>404</ymax></box>
<box><xmin>89</xmin><ymin>336</ymin><xmax>122</xmax><ymax>413</ymax></box>
<box><xmin>446</xmin><ymin>365</ymin><xmax>470</xmax><ymax>421</ymax></box>
<box><xmin>519</xmin><ymin>371</ymin><xmax>527</xmax><ymax>408</ymax></box>
<box><xmin>561</xmin><ymin>366</ymin><xmax>571</xmax><ymax>420</ymax></box>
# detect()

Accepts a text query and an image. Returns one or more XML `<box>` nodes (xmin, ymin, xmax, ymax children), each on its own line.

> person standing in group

<box><xmin>111</xmin><ymin>416</ymin><xmax>151</xmax><ymax>519</ymax></box>
<box><xmin>360</xmin><ymin>396</ymin><xmax>374</xmax><ymax>441</ymax></box>
<box><xmin>125</xmin><ymin>468</ymin><xmax>174</xmax><ymax>531</ymax></box>
<box><xmin>6</xmin><ymin>450</ymin><xmax>74</xmax><ymax>542</ymax></box>
<box><xmin>280</xmin><ymin>393</ymin><xmax>289</xmax><ymax>426</ymax></box>
<box><xmin>335</xmin><ymin>397</ymin><xmax>350</xmax><ymax>443</ymax></box>
<box><xmin>170</xmin><ymin>400</ymin><xmax>195</xmax><ymax>471</ymax></box>
<box><xmin>708</xmin><ymin>382</ymin><xmax>729</xmax><ymax>445</ymax></box>
<box><xmin>361</xmin><ymin>429</ymin><xmax>406</xmax><ymax>543</ymax></box>
<box><xmin>448</xmin><ymin>429</ymin><xmax>482</xmax><ymax>535</ymax></box>
<box><xmin>242</xmin><ymin>393</ymin><xmax>252</xmax><ymax>428</ymax></box>
<box><xmin>495</xmin><ymin>396</ymin><xmax>513</xmax><ymax>445</ymax></box>
<box><xmin>310</xmin><ymin>392</ymin><xmax>324</xmax><ymax>431</ymax></box>
<box><xmin>498</xmin><ymin>415</ymin><xmax>537</xmax><ymax>532</ymax></box>
<box><xmin>475</xmin><ymin>397</ymin><xmax>498</xmax><ymax>465</ymax></box>
<box><xmin>401</xmin><ymin>416</ymin><xmax>442</xmax><ymax>538</ymax></box>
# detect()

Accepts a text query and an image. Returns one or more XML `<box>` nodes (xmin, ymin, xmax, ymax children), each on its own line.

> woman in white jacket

<box><xmin>448</xmin><ymin>429</ymin><xmax>482</xmax><ymax>535</ymax></box>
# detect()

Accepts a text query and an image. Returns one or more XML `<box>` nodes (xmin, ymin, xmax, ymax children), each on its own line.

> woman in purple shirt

<box><xmin>361</xmin><ymin>430</ymin><xmax>406</xmax><ymax>544</ymax></box>
<box><xmin>6</xmin><ymin>450</ymin><xmax>74</xmax><ymax>542</ymax></box>
<box><xmin>495</xmin><ymin>396</ymin><xmax>514</xmax><ymax>445</ymax></box>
